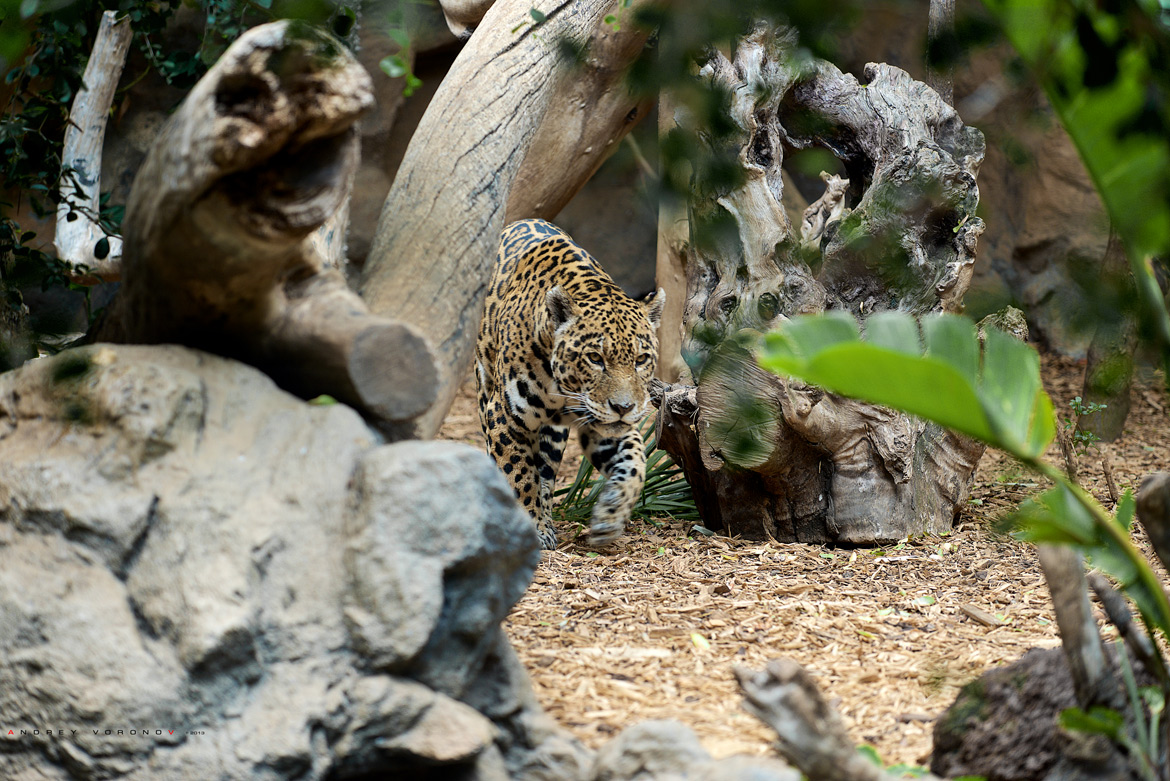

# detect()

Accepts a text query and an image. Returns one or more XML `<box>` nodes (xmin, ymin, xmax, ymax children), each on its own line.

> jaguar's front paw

<box><xmin>537</xmin><ymin>523</ymin><xmax>558</xmax><ymax>551</ymax></box>
<box><xmin>586</xmin><ymin>519</ymin><xmax>624</xmax><ymax>547</ymax></box>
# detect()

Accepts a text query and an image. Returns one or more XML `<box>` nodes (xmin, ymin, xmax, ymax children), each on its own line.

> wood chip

<box><xmin>959</xmin><ymin>604</ymin><xmax>1004</xmax><ymax>627</ymax></box>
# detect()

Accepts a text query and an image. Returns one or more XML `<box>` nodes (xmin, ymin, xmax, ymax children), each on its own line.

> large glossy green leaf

<box><xmin>864</xmin><ymin>311</ymin><xmax>921</xmax><ymax>355</ymax></box>
<box><xmin>923</xmin><ymin>314</ymin><xmax>979</xmax><ymax>387</ymax></box>
<box><xmin>1013</xmin><ymin>484</ymin><xmax>1170</xmax><ymax>636</ymax></box>
<box><xmin>760</xmin><ymin>312</ymin><xmax>1054</xmax><ymax>459</ymax></box>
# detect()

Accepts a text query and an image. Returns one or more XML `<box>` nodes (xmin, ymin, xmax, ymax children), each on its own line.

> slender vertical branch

<box><xmin>54</xmin><ymin>10</ymin><xmax>132</xmax><ymax>283</ymax></box>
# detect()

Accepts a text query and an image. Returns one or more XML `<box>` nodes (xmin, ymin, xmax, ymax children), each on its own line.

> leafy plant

<box><xmin>1064</xmin><ymin>395</ymin><xmax>1107</xmax><ymax>456</ymax></box>
<box><xmin>759</xmin><ymin>309</ymin><xmax>1170</xmax><ymax>775</ymax></box>
<box><xmin>379</xmin><ymin>27</ymin><xmax>422</xmax><ymax>97</ymax></box>
<box><xmin>553</xmin><ymin>417</ymin><xmax>700</xmax><ymax>530</ymax></box>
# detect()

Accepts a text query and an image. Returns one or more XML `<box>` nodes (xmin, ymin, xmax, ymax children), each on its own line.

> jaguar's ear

<box><xmin>643</xmin><ymin>287</ymin><xmax>665</xmax><ymax>329</ymax></box>
<box><xmin>546</xmin><ymin>286</ymin><xmax>577</xmax><ymax>330</ymax></box>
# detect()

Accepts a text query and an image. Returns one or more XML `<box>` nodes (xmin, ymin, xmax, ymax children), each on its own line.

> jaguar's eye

<box><xmin>635</xmin><ymin>353</ymin><xmax>652</xmax><ymax>367</ymax></box>
<box><xmin>585</xmin><ymin>351</ymin><xmax>605</xmax><ymax>367</ymax></box>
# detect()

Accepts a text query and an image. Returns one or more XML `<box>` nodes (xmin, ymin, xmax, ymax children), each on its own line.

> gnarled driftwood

<box><xmin>654</xmin><ymin>24</ymin><xmax>988</xmax><ymax>544</ymax></box>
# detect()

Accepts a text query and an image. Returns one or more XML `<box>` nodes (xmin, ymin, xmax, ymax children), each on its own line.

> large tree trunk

<box><xmin>360</xmin><ymin>0</ymin><xmax>658</xmax><ymax>440</ymax></box>
<box><xmin>654</xmin><ymin>25</ymin><xmax>988</xmax><ymax>544</ymax></box>
<box><xmin>93</xmin><ymin>21</ymin><xmax>439</xmax><ymax>434</ymax></box>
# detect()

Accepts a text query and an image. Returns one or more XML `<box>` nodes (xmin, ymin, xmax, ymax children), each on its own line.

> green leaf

<box><xmin>529</xmin><ymin>7</ymin><xmax>546</xmax><ymax>22</ymax></box>
<box><xmin>93</xmin><ymin>237</ymin><xmax>110</xmax><ymax>260</ymax></box>
<box><xmin>761</xmin><ymin>339</ymin><xmax>996</xmax><ymax>443</ymax></box>
<box><xmin>1115</xmin><ymin>490</ymin><xmax>1136</xmax><ymax>532</ymax></box>
<box><xmin>762</xmin><ymin>310</ymin><xmax>859</xmax><ymax>362</ymax></box>
<box><xmin>1060</xmin><ymin>706</ymin><xmax>1125</xmax><ymax>741</ymax></box>
<box><xmin>857</xmin><ymin>745</ymin><xmax>883</xmax><ymax>767</ymax></box>
<box><xmin>388</xmin><ymin>28</ymin><xmax>411</xmax><ymax>49</ymax></box>
<box><xmin>1011</xmin><ymin>485</ymin><xmax>1096</xmax><ymax>547</ymax></box>
<box><xmin>980</xmin><ymin>327</ymin><xmax>1049</xmax><ymax>457</ymax></box>
<box><xmin>864</xmin><ymin>311</ymin><xmax>921</xmax><ymax>355</ymax></box>
<box><xmin>922</xmin><ymin>314</ymin><xmax>979</xmax><ymax>387</ymax></box>
<box><xmin>379</xmin><ymin>55</ymin><xmax>408</xmax><ymax>78</ymax></box>
<box><xmin>759</xmin><ymin>312</ymin><xmax>1056</xmax><ymax>457</ymax></box>
<box><xmin>308</xmin><ymin>394</ymin><xmax>337</xmax><ymax>406</ymax></box>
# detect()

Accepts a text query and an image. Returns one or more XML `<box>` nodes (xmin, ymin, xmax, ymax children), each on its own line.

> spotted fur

<box><xmin>476</xmin><ymin>219</ymin><xmax>664</xmax><ymax>550</ymax></box>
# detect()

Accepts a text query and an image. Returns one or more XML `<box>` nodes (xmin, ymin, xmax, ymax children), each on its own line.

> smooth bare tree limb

<box><xmin>505</xmin><ymin>2</ymin><xmax>656</xmax><ymax>220</ymax></box>
<box><xmin>94</xmin><ymin>21</ymin><xmax>438</xmax><ymax>431</ymax></box>
<box><xmin>1037</xmin><ymin>544</ymin><xmax>1117</xmax><ymax>708</ymax></box>
<box><xmin>361</xmin><ymin>0</ymin><xmax>658</xmax><ymax>439</ymax></box>
<box><xmin>55</xmin><ymin>10</ymin><xmax>132</xmax><ymax>283</ymax></box>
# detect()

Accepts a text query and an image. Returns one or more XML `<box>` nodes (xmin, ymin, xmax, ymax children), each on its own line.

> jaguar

<box><xmin>476</xmin><ymin>219</ymin><xmax>664</xmax><ymax>550</ymax></box>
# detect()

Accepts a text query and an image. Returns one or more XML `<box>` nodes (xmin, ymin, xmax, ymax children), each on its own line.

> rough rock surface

<box><xmin>0</xmin><ymin>344</ymin><xmax>800</xmax><ymax>780</ymax></box>
<box><xmin>0</xmin><ymin>343</ymin><xmax>574</xmax><ymax>780</ymax></box>
<box><xmin>589</xmin><ymin>721</ymin><xmax>799</xmax><ymax>781</ymax></box>
<box><xmin>931</xmin><ymin>647</ymin><xmax>1135</xmax><ymax>781</ymax></box>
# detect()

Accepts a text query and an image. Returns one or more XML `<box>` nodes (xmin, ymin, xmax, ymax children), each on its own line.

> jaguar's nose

<box><xmin>610</xmin><ymin>400</ymin><xmax>635</xmax><ymax>416</ymax></box>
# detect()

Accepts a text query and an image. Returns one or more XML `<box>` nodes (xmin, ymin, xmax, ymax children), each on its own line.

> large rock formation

<box><xmin>0</xmin><ymin>344</ymin><xmax>798</xmax><ymax>780</ymax></box>
<box><xmin>0</xmin><ymin>343</ymin><xmax>574</xmax><ymax>779</ymax></box>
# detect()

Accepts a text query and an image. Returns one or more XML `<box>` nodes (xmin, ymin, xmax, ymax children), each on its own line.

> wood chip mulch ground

<box><xmin>437</xmin><ymin>354</ymin><xmax>1169</xmax><ymax>768</ymax></box>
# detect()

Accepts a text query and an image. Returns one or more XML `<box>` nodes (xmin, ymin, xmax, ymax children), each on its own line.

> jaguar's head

<box><xmin>543</xmin><ymin>285</ymin><xmax>664</xmax><ymax>432</ymax></box>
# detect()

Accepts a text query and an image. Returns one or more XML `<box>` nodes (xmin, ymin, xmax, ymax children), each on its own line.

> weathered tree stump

<box><xmin>93</xmin><ymin>21</ymin><xmax>439</xmax><ymax>434</ymax></box>
<box><xmin>654</xmin><ymin>25</ymin><xmax>988</xmax><ymax>544</ymax></box>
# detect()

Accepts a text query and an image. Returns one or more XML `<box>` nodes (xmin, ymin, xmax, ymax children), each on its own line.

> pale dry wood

<box><xmin>654</xmin><ymin>24</ymin><xmax>988</xmax><ymax>544</ymax></box>
<box><xmin>736</xmin><ymin>660</ymin><xmax>943</xmax><ymax>781</ymax></box>
<box><xmin>1037</xmin><ymin>544</ymin><xmax>1116</xmax><ymax>707</ymax></box>
<box><xmin>55</xmin><ymin>10</ymin><xmax>132</xmax><ymax>283</ymax></box>
<box><xmin>95</xmin><ymin>21</ymin><xmax>438</xmax><ymax>430</ymax></box>
<box><xmin>438</xmin><ymin>0</ymin><xmax>497</xmax><ymax>39</ymax></box>
<box><xmin>1137</xmin><ymin>472</ymin><xmax>1170</xmax><ymax>576</ymax></box>
<box><xmin>959</xmin><ymin>603</ymin><xmax>1002</xmax><ymax>627</ymax></box>
<box><xmin>361</xmin><ymin>0</ymin><xmax>659</xmax><ymax>439</ymax></box>
<box><xmin>655</xmin><ymin>92</ymin><xmax>690</xmax><ymax>383</ymax></box>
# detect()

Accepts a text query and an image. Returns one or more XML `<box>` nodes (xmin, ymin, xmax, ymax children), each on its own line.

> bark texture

<box><xmin>93</xmin><ymin>21</ymin><xmax>438</xmax><ymax>433</ymax></box>
<box><xmin>654</xmin><ymin>26</ymin><xmax>988</xmax><ymax>544</ymax></box>
<box><xmin>737</xmin><ymin>659</ymin><xmax>942</xmax><ymax>781</ymax></box>
<box><xmin>361</xmin><ymin>0</ymin><xmax>657</xmax><ymax>439</ymax></box>
<box><xmin>55</xmin><ymin>10</ymin><xmax>132</xmax><ymax>283</ymax></box>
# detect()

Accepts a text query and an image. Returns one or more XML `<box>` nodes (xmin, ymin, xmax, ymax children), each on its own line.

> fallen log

<box><xmin>93</xmin><ymin>21</ymin><xmax>438</xmax><ymax>432</ymax></box>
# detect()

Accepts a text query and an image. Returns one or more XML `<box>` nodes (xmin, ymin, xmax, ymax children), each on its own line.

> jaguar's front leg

<box><xmin>482</xmin><ymin>397</ymin><xmax>558</xmax><ymax>550</ymax></box>
<box><xmin>579</xmin><ymin>425</ymin><xmax>646</xmax><ymax>547</ymax></box>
